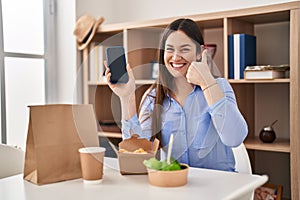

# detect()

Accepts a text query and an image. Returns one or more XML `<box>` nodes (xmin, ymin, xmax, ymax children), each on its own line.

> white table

<box><xmin>0</xmin><ymin>157</ymin><xmax>267</xmax><ymax>200</ymax></box>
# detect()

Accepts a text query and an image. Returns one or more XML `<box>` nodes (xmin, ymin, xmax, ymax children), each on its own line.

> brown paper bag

<box><xmin>23</xmin><ymin>104</ymin><xmax>100</xmax><ymax>185</ymax></box>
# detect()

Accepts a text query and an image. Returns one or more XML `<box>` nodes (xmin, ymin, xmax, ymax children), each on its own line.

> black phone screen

<box><xmin>105</xmin><ymin>46</ymin><xmax>128</xmax><ymax>84</ymax></box>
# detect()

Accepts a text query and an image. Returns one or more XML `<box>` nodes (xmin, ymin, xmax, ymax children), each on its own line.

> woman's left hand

<box><xmin>186</xmin><ymin>50</ymin><xmax>216</xmax><ymax>88</ymax></box>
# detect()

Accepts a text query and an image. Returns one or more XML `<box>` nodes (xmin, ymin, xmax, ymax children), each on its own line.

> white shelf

<box><xmin>245</xmin><ymin>137</ymin><xmax>290</xmax><ymax>153</ymax></box>
<box><xmin>88</xmin><ymin>79</ymin><xmax>155</xmax><ymax>86</ymax></box>
<box><xmin>229</xmin><ymin>78</ymin><xmax>290</xmax><ymax>84</ymax></box>
<box><xmin>98</xmin><ymin>131</ymin><xmax>122</xmax><ymax>138</ymax></box>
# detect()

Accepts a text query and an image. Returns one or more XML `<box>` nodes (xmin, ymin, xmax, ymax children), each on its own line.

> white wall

<box><xmin>76</xmin><ymin>0</ymin><xmax>116</xmax><ymax>24</ymax></box>
<box><xmin>82</xmin><ymin>0</ymin><xmax>299</xmax><ymax>23</ymax></box>
<box><xmin>55</xmin><ymin>0</ymin><xmax>77</xmax><ymax>103</ymax></box>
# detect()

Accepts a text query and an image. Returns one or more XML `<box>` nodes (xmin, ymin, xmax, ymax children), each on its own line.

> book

<box><xmin>97</xmin><ymin>45</ymin><xmax>106</xmax><ymax>82</ymax></box>
<box><xmin>89</xmin><ymin>44</ymin><xmax>106</xmax><ymax>82</ymax></box>
<box><xmin>228</xmin><ymin>34</ymin><xmax>256</xmax><ymax>79</ymax></box>
<box><xmin>89</xmin><ymin>43</ymin><xmax>96</xmax><ymax>81</ymax></box>
<box><xmin>244</xmin><ymin>65</ymin><xmax>289</xmax><ymax>79</ymax></box>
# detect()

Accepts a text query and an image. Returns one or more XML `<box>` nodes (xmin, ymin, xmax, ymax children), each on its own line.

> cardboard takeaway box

<box><xmin>117</xmin><ymin>136</ymin><xmax>159</xmax><ymax>175</ymax></box>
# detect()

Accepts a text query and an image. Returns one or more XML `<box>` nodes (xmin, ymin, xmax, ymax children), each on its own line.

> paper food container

<box><xmin>147</xmin><ymin>164</ymin><xmax>189</xmax><ymax>187</ymax></box>
<box><xmin>117</xmin><ymin>135</ymin><xmax>159</xmax><ymax>175</ymax></box>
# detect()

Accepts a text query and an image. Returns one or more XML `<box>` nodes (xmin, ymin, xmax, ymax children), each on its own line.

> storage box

<box><xmin>117</xmin><ymin>136</ymin><xmax>159</xmax><ymax>175</ymax></box>
<box><xmin>244</xmin><ymin>65</ymin><xmax>289</xmax><ymax>80</ymax></box>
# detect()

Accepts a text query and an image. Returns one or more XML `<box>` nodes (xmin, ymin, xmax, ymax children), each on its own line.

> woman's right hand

<box><xmin>104</xmin><ymin>61</ymin><xmax>136</xmax><ymax>99</ymax></box>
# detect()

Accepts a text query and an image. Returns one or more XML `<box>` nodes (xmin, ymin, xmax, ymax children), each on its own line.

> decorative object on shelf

<box><xmin>228</xmin><ymin>34</ymin><xmax>256</xmax><ymax>79</ymax></box>
<box><xmin>254</xmin><ymin>183</ymin><xmax>283</xmax><ymax>200</ymax></box>
<box><xmin>204</xmin><ymin>44</ymin><xmax>217</xmax><ymax>58</ymax></box>
<box><xmin>244</xmin><ymin>64</ymin><xmax>290</xmax><ymax>80</ymax></box>
<box><xmin>73</xmin><ymin>15</ymin><xmax>104</xmax><ymax>50</ymax></box>
<box><xmin>204</xmin><ymin>44</ymin><xmax>221</xmax><ymax>78</ymax></box>
<box><xmin>259</xmin><ymin>120</ymin><xmax>278</xmax><ymax>143</ymax></box>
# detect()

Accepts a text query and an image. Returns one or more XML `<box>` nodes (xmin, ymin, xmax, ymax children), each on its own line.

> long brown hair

<box><xmin>143</xmin><ymin>18</ymin><xmax>204</xmax><ymax>145</ymax></box>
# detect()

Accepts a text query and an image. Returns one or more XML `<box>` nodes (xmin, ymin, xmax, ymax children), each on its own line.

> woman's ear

<box><xmin>196</xmin><ymin>45</ymin><xmax>205</xmax><ymax>61</ymax></box>
<box><xmin>200</xmin><ymin>45</ymin><xmax>205</xmax><ymax>53</ymax></box>
<box><xmin>196</xmin><ymin>54</ymin><xmax>201</xmax><ymax>61</ymax></box>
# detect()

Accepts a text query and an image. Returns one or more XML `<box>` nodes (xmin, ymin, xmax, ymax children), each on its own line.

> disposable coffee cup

<box><xmin>79</xmin><ymin>147</ymin><xmax>106</xmax><ymax>184</ymax></box>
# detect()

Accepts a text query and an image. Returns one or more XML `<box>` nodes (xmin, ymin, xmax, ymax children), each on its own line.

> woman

<box><xmin>105</xmin><ymin>18</ymin><xmax>248</xmax><ymax>171</ymax></box>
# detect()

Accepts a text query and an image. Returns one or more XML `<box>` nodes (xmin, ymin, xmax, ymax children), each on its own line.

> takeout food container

<box><xmin>146</xmin><ymin>164</ymin><xmax>189</xmax><ymax>187</ymax></box>
<box><xmin>117</xmin><ymin>135</ymin><xmax>159</xmax><ymax>175</ymax></box>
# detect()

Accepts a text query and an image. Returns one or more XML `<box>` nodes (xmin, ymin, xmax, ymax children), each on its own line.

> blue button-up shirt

<box><xmin>121</xmin><ymin>78</ymin><xmax>248</xmax><ymax>171</ymax></box>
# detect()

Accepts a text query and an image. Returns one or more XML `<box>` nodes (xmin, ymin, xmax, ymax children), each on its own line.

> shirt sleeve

<box><xmin>121</xmin><ymin>114</ymin><xmax>142</xmax><ymax>139</ymax></box>
<box><xmin>208</xmin><ymin>78</ymin><xmax>248</xmax><ymax>147</ymax></box>
<box><xmin>121</xmin><ymin>90</ymin><xmax>154</xmax><ymax>140</ymax></box>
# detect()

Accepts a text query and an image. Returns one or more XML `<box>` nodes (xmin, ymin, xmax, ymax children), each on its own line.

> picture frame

<box><xmin>254</xmin><ymin>183</ymin><xmax>283</xmax><ymax>200</ymax></box>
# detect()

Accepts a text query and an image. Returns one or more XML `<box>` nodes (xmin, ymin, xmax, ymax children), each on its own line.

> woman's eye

<box><xmin>181</xmin><ymin>48</ymin><xmax>190</xmax><ymax>53</ymax></box>
<box><xmin>165</xmin><ymin>48</ymin><xmax>174</xmax><ymax>52</ymax></box>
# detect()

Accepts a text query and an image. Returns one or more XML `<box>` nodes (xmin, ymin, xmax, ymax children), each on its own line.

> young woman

<box><xmin>105</xmin><ymin>18</ymin><xmax>248</xmax><ymax>172</ymax></box>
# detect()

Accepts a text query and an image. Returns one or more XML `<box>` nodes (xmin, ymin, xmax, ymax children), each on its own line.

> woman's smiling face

<box><xmin>164</xmin><ymin>30</ymin><xmax>200</xmax><ymax>78</ymax></box>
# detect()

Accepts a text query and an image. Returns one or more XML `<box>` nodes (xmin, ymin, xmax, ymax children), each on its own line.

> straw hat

<box><xmin>73</xmin><ymin>15</ymin><xmax>104</xmax><ymax>50</ymax></box>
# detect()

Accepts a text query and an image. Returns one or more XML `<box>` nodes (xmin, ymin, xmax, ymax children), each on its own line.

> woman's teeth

<box><xmin>172</xmin><ymin>63</ymin><xmax>184</xmax><ymax>68</ymax></box>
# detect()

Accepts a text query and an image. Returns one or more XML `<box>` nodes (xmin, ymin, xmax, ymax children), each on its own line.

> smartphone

<box><xmin>105</xmin><ymin>46</ymin><xmax>129</xmax><ymax>84</ymax></box>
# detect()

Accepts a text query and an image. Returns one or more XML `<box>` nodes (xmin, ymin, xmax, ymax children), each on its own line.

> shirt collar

<box><xmin>165</xmin><ymin>85</ymin><xmax>199</xmax><ymax>99</ymax></box>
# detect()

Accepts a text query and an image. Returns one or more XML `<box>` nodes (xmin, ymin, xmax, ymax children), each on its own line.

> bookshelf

<box><xmin>245</xmin><ymin>137</ymin><xmax>290</xmax><ymax>153</ymax></box>
<box><xmin>78</xmin><ymin>2</ymin><xmax>300</xmax><ymax>199</ymax></box>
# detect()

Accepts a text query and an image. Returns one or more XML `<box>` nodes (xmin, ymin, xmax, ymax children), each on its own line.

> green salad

<box><xmin>143</xmin><ymin>157</ymin><xmax>182</xmax><ymax>171</ymax></box>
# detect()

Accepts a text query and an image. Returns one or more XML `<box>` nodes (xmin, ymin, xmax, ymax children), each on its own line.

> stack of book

<box><xmin>244</xmin><ymin>65</ymin><xmax>290</xmax><ymax>80</ymax></box>
<box><xmin>228</xmin><ymin>34</ymin><xmax>256</xmax><ymax>79</ymax></box>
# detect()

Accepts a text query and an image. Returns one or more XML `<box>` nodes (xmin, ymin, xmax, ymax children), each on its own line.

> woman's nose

<box><xmin>172</xmin><ymin>53</ymin><xmax>182</xmax><ymax>61</ymax></box>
